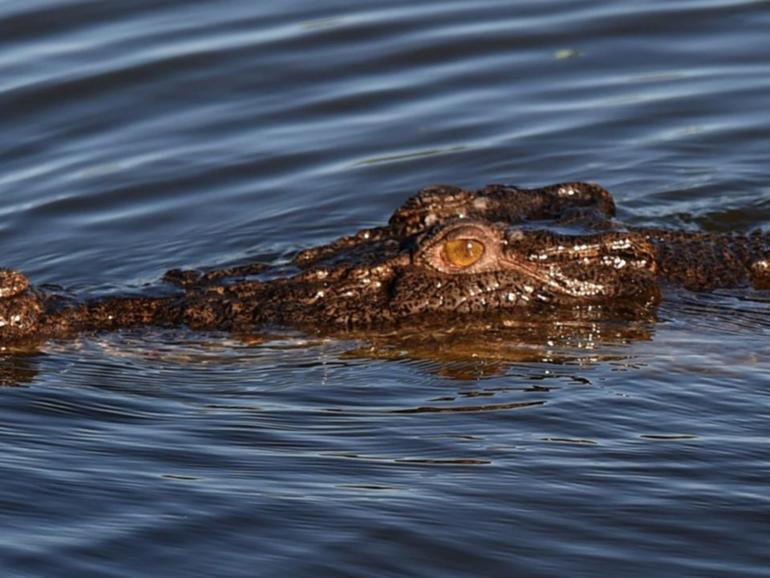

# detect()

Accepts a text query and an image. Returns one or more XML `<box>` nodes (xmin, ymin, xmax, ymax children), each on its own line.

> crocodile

<box><xmin>2</xmin><ymin>182</ymin><xmax>769</xmax><ymax>344</ymax></box>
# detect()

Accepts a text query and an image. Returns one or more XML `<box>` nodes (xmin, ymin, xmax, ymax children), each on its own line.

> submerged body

<box><xmin>2</xmin><ymin>182</ymin><xmax>769</xmax><ymax>343</ymax></box>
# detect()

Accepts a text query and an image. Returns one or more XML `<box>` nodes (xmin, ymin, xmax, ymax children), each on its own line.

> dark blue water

<box><xmin>2</xmin><ymin>1</ymin><xmax>770</xmax><ymax>576</ymax></box>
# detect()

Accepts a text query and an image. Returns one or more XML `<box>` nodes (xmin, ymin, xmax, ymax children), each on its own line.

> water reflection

<box><xmin>338</xmin><ymin>307</ymin><xmax>655</xmax><ymax>380</ymax></box>
<box><xmin>0</xmin><ymin>351</ymin><xmax>37</xmax><ymax>387</ymax></box>
<box><xmin>0</xmin><ymin>303</ymin><xmax>655</xmax><ymax>387</ymax></box>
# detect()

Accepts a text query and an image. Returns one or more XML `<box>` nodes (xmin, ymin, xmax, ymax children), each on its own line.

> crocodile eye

<box><xmin>443</xmin><ymin>238</ymin><xmax>485</xmax><ymax>268</ymax></box>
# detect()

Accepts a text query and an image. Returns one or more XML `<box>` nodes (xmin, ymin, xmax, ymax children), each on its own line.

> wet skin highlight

<box><xmin>2</xmin><ymin>182</ymin><xmax>770</xmax><ymax>344</ymax></box>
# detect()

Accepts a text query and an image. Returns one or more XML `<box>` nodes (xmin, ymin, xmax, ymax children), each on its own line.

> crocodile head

<box><xmin>2</xmin><ymin>182</ymin><xmax>662</xmax><ymax>343</ymax></box>
<box><xmin>188</xmin><ymin>183</ymin><xmax>659</xmax><ymax>329</ymax></box>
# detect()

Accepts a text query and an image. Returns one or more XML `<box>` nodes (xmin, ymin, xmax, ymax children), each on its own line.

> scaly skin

<box><xmin>2</xmin><ymin>182</ymin><xmax>769</xmax><ymax>344</ymax></box>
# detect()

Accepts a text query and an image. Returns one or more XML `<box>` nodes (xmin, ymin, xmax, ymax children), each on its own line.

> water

<box><xmin>2</xmin><ymin>1</ymin><xmax>770</xmax><ymax>576</ymax></box>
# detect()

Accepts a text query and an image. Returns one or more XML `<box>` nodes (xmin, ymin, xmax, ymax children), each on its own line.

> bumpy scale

<box><xmin>2</xmin><ymin>182</ymin><xmax>769</xmax><ymax>344</ymax></box>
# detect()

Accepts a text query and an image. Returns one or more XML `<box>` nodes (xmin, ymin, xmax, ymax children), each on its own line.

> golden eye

<box><xmin>443</xmin><ymin>238</ymin><xmax>485</xmax><ymax>268</ymax></box>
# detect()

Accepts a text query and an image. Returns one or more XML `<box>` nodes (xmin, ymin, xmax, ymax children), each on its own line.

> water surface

<box><xmin>2</xmin><ymin>1</ymin><xmax>770</xmax><ymax>576</ymax></box>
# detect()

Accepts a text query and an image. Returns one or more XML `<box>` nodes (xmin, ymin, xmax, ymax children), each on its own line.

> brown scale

<box><xmin>643</xmin><ymin>229</ymin><xmax>770</xmax><ymax>291</ymax></box>
<box><xmin>1</xmin><ymin>182</ymin><xmax>769</xmax><ymax>344</ymax></box>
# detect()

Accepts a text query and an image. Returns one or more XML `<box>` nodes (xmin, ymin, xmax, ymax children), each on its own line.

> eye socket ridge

<box><xmin>416</xmin><ymin>222</ymin><xmax>501</xmax><ymax>273</ymax></box>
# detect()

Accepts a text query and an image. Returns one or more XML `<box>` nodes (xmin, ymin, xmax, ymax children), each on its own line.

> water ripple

<box><xmin>2</xmin><ymin>0</ymin><xmax>770</xmax><ymax>576</ymax></box>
